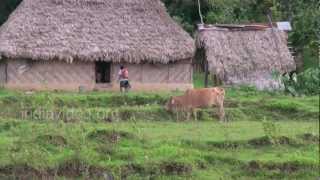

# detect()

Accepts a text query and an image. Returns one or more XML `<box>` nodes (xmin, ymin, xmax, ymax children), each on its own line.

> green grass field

<box><xmin>0</xmin><ymin>83</ymin><xmax>319</xmax><ymax>179</ymax></box>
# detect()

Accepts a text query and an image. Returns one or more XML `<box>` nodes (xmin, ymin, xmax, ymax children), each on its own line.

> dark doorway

<box><xmin>0</xmin><ymin>60</ymin><xmax>7</xmax><ymax>86</ymax></box>
<box><xmin>95</xmin><ymin>62</ymin><xmax>111</xmax><ymax>83</ymax></box>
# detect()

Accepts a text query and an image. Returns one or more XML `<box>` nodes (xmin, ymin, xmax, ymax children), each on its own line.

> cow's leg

<box><xmin>186</xmin><ymin>111</ymin><xmax>190</xmax><ymax>121</ymax></box>
<box><xmin>185</xmin><ymin>107</ymin><xmax>193</xmax><ymax>121</ymax></box>
<box><xmin>177</xmin><ymin>111</ymin><xmax>183</xmax><ymax>121</ymax></box>
<box><xmin>175</xmin><ymin>111</ymin><xmax>179</xmax><ymax>121</ymax></box>
<box><xmin>219</xmin><ymin>106</ymin><xmax>225</xmax><ymax>122</ymax></box>
<box><xmin>192</xmin><ymin>109</ymin><xmax>197</xmax><ymax>121</ymax></box>
<box><xmin>218</xmin><ymin>101</ymin><xmax>225</xmax><ymax>122</ymax></box>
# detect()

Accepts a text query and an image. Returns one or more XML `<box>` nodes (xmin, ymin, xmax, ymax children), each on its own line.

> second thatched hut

<box><xmin>196</xmin><ymin>24</ymin><xmax>296</xmax><ymax>90</ymax></box>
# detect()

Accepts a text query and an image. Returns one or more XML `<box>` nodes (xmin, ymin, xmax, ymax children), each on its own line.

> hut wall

<box><xmin>0</xmin><ymin>60</ymin><xmax>7</xmax><ymax>86</ymax></box>
<box><xmin>109</xmin><ymin>62</ymin><xmax>193</xmax><ymax>91</ymax></box>
<box><xmin>5</xmin><ymin>59</ymin><xmax>95</xmax><ymax>91</ymax></box>
<box><xmin>111</xmin><ymin>62</ymin><xmax>192</xmax><ymax>83</ymax></box>
<box><xmin>226</xmin><ymin>71</ymin><xmax>284</xmax><ymax>90</ymax></box>
<box><xmin>4</xmin><ymin>59</ymin><xmax>193</xmax><ymax>91</ymax></box>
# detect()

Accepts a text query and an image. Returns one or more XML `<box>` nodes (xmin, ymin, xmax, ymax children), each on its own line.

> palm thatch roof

<box><xmin>0</xmin><ymin>0</ymin><xmax>195</xmax><ymax>63</ymax></box>
<box><xmin>196</xmin><ymin>26</ymin><xmax>296</xmax><ymax>89</ymax></box>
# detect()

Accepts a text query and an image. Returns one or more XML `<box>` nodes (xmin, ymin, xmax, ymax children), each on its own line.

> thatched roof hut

<box><xmin>196</xmin><ymin>25</ymin><xmax>296</xmax><ymax>89</ymax></box>
<box><xmin>0</xmin><ymin>0</ymin><xmax>194</xmax><ymax>63</ymax></box>
<box><xmin>0</xmin><ymin>0</ymin><xmax>195</xmax><ymax>91</ymax></box>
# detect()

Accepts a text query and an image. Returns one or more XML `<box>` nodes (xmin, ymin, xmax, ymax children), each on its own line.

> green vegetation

<box><xmin>0</xmin><ymin>87</ymin><xmax>318</xmax><ymax>179</ymax></box>
<box><xmin>274</xmin><ymin>67</ymin><xmax>320</xmax><ymax>96</ymax></box>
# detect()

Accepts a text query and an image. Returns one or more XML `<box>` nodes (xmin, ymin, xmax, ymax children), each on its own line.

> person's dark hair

<box><xmin>120</xmin><ymin>65</ymin><xmax>124</xmax><ymax>69</ymax></box>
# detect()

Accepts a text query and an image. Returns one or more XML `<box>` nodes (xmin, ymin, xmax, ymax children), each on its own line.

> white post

<box><xmin>197</xmin><ymin>0</ymin><xmax>204</xmax><ymax>24</ymax></box>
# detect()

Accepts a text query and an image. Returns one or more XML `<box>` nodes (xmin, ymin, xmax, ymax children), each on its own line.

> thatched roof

<box><xmin>0</xmin><ymin>0</ymin><xmax>195</xmax><ymax>63</ymax></box>
<box><xmin>196</xmin><ymin>26</ymin><xmax>296</xmax><ymax>89</ymax></box>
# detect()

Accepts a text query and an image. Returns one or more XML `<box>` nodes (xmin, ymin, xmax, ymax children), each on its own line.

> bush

<box><xmin>276</xmin><ymin>68</ymin><xmax>320</xmax><ymax>96</ymax></box>
<box><xmin>294</xmin><ymin>68</ymin><xmax>320</xmax><ymax>95</ymax></box>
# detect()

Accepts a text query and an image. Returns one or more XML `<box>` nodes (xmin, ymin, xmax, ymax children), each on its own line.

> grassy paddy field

<box><xmin>0</xmin><ymin>85</ymin><xmax>318</xmax><ymax>179</ymax></box>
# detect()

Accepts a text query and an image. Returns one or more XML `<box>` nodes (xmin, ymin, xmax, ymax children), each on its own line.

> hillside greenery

<box><xmin>0</xmin><ymin>86</ymin><xmax>319</xmax><ymax>179</ymax></box>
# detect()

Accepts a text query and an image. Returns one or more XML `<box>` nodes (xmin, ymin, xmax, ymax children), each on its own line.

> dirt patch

<box><xmin>57</xmin><ymin>159</ymin><xmax>87</xmax><ymax>177</ymax></box>
<box><xmin>207</xmin><ymin>141</ymin><xmax>241</xmax><ymax>149</ymax></box>
<box><xmin>297</xmin><ymin>133</ymin><xmax>319</xmax><ymax>143</ymax></box>
<box><xmin>119</xmin><ymin>162</ymin><xmax>192</xmax><ymax>178</ymax></box>
<box><xmin>247</xmin><ymin>161</ymin><xmax>262</xmax><ymax>171</ymax></box>
<box><xmin>37</xmin><ymin>134</ymin><xmax>67</xmax><ymax>147</ymax></box>
<box><xmin>87</xmin><ymin>129</ymin><xmax>135</xmax><ymax>143</ymax></box>
<box><xmin>277</xmin><ymin>136</ymin><xmax>292</xmax><ymax>144</ymax></box>
<box><xmin>247</xmin><ymin>161</ymin><xmax>312</xmax><ymax>174</ymax></box>
<box><xmin>0</xmin><ymin>165</ymin><xmax>49</xmax><ymax>179</ymax></box>
<box><xmin>0</xmin><ymin>162</ymin><xmax>112</xmax><ymax>179</ymax></box>
<box><xmin>104</xmin><ymin>116</ymin><xmax>114</xmax><ymax>123</ymax></box>
<box><xmin>120</xmin><ymin>164</ymin><xmax>145</xmax><ymax>179</ymax></box>
<box><xmin>57</xmin><ymin>159</ymin><xmax>111</xmax><ymax>179</ymax></box>
<box><xmin>189</xmin><ymin>136</ymin><xmax>300</xmax><ymax>151</ymax></box>
<box><xmin>160</xmin><ymin>162</ymin><xmax>192</xmax><ymax>175</ymax></box>
<box><xmin>248</xmin><ymin>136</ymin><xmax>297</xmax><ymax>146</ymax></box>
<box><xmin>266</xmin><ymin>162</ymin><xmax>299</xmax><ymax>173</ymax></box>
<box><xmin>248</xmin><ymin>136</ymin><xmax>273</xmax><ymax>146</ymax></box>
<box><xmin>196</xmin><ymin>160</ymin><xmax>208</xmax><ymax>169</ymax></box>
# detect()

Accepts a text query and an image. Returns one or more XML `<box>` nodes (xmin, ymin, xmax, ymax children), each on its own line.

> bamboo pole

<box><xmin>197</xmin><ymin>0</ymin><xmax>204</xmax><ymax>24</ymax></box>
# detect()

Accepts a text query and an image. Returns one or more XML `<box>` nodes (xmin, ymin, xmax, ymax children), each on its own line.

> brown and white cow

<box><xmin>165</xmin><ymin>88</ymin><xmax>225</xmax><ymax>121</ymax></box>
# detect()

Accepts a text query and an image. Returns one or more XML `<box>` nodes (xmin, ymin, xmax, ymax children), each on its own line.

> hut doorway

<box><xmin>95</xmin><ymin>62</ymin><xmax>111</xmax><ymax>83</ymax></box>
<box><xmin>0</xmin><ymin>60</ymin><xmax>7</xmax><ymax>87</ymax></box>
<box><xmin>195</xmin><ymin>47</ymin><xmax>223</xmax><ymax>87</ymax></box>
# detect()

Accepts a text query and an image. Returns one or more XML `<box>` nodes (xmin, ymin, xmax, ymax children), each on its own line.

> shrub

<box><xmin>274</xmin><ymin>68</ymin><xmax>320</xmax><ymax>96</ymax></box>
<box><xmin>294</xmin><ymin>68</ymin><xmax>320</xmax><ymax>95</ymax></box>
<box><xmin>261</xmin><ymin>118</ymin><xmax>279</xmax><ymax>145</ymax></box>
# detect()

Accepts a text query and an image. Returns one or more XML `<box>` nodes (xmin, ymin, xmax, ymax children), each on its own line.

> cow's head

<box><xmin>165</xmin><ymin>97</ymin><xmax>176</xmax><ymax>111</ymax></box>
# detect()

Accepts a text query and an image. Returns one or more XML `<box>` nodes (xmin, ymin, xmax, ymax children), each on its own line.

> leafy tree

<box><xmin>276</xmin><ymin>0</ymin><xmax>319</xmax><ymax>69</ymax></box>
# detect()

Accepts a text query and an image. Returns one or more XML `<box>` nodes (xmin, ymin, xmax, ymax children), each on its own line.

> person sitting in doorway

<box><xmin>118</xmin><ymin>65</ymin><xmax>131</xmax><ymax>92</ymax></box>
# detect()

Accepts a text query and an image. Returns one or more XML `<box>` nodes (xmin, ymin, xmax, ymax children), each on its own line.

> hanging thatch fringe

<box><xmin>196</xmin><ymin>27</ymin><xmax>296</xmax><ymax>89</ymax></box>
